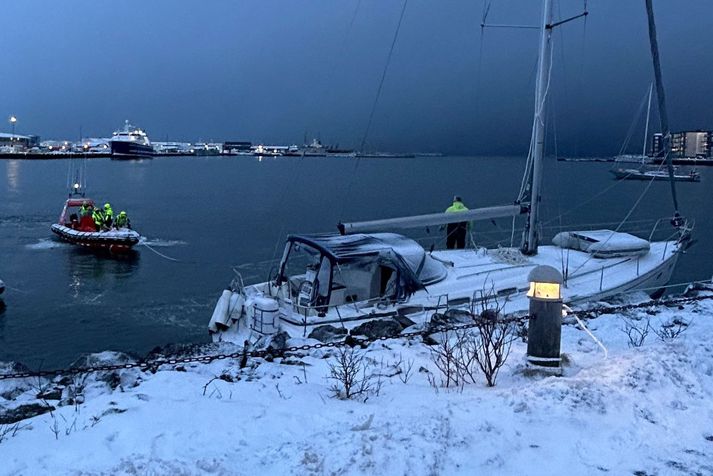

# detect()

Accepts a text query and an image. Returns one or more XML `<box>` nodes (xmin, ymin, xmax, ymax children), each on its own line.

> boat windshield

<box><xmin>278</xmin><ymin>242</ymin><xmax>335</xmax><ymax>307</ymax></box>
<box><xmin>279</xmin><ymin>241</ymin><xmax>321</xmax><ymax>283</ymax></box>
<box><xmin>277</xmin><ymin>234</ymin><xmax>446</xmax><ymax>308</ymax></box>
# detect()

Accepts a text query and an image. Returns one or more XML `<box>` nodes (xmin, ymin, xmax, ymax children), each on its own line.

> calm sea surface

<box><xmin>1</xmin><ymin>155</ymin><xmax>711</xmax><ymax>366</ymax></box>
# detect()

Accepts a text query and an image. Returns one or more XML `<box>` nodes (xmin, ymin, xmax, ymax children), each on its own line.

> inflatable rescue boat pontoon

<box><xmin>50</xmin><ymin>198</ymin><xmax>140</xmax><ymax>253</ymax></box>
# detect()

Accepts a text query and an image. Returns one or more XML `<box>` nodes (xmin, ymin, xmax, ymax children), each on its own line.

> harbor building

<box><xmin>651</xmin><ymin>130</ymin><xmax>712</xmax><ymax>158</ymax></box>
<box><xmin>223</xmin><ymin>141</ymin><xmax>252</xmax><ymax>154</ymax></box>
<box><xmin>0</xmin><ymin>133</ymin><xmax>40</xmax><ymax>150</ymax></box>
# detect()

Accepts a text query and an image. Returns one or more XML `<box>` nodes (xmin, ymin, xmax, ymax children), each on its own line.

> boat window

<box><xmin>280</xmin><ymin>242</ymin><xmax>322</xmax><ymax>295</ymax></box>
<box><xmin>332</xmin><ymin>259</ymin><xmax>379</xmax><ymax>304</ymax></box>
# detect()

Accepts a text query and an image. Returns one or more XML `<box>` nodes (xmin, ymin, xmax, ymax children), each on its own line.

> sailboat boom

<box><xmin>338</xmin><ymin>204</ymin><xmax>526</xmax><ymax>234</ymax></box>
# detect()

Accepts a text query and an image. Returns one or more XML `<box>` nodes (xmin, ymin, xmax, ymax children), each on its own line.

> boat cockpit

<box><xmin>272</xmin><ymin>233</ymin><xmax>448</xmax><ymax>314</ymax></box>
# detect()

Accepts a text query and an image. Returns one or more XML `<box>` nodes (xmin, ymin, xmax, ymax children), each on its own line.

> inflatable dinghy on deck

<box><xmin>552</xmin><ymin>230</ymin><xmax>651</xmax><ymax>258</ymax></box>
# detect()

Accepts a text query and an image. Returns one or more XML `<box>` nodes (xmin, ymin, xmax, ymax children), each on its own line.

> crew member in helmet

<box><xmin>79</xmin><ymin>201</ymin><xmax>91</xmax><ymax>217</ymax></box>
<box><xmin>103</xmin><ymin>203</ymin><xmax>114</xmax><ymax>228</ymax></box>
<box><xmin>114</xmin><ymin>211</ymin><xmax>130</xmax><ymax>229</ymax></box>
<box><xmin>92</xmin><ymin>207</ymin><xmax>105</xmax><ymax>231</ymax></box>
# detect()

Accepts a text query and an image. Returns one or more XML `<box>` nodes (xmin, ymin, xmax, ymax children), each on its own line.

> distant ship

<box><xmin>110</xmin><ymin>120</ymin><xmax>154</xmax><ymax>158</ymax></box>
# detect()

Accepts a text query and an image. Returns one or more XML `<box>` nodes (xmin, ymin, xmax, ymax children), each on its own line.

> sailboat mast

<box><xmin>644</xmin><ymin>0</ymin><xmax>680</xmax><ymax>215</ymax></box>
<box><xmin>522</xmin><ymin>0</ymin><xmax>554</xmax><ymax>255</ymax></box>
<box><xmin>642</xmin><ymin>83</ymin><xmax>653</xmax><ymax>158</ymax></box>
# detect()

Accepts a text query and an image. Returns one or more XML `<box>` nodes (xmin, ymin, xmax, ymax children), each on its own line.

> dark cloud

<box><xmin>0</xmin><ymin>0</ymin><xmax>709</xmax><ymax>155</ymax></box>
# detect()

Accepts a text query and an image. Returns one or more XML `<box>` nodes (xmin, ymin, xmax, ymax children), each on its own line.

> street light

<box><xmin>9</xmin><ymin>116</ymin><xmax>17</xmax><ymax>145</ymax></box>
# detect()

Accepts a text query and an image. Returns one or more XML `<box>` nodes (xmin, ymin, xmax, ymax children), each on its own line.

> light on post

<box><xmin>527</xmin><ymin>265</ymin><xmax>562</xmax><ymax>300</ymax></box>
<box><xmin>526</xmin><ymin>265</ymin><xmax>564</xmax><ymax>371</ymax></box>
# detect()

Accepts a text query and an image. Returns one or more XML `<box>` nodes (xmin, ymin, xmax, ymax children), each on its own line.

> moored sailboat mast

<box><xmin>521</xmin><ymin>0</ymin><xmax>554</xmax><ymax>256</ymax></box>
<box><xmin>644</xmin><ymin>0</ymin><xmax>682</xmax><ymax>223</ymax></box>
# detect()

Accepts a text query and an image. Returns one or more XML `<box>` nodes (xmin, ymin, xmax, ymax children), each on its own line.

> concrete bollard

<box><xmin>526</xmin><ymin>265</ymin><xmax>563</xmax><ymax>369</ymax></box>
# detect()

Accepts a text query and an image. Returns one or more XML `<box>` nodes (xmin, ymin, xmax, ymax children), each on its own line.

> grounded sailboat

<box><xmin>208</xmin><ymin>1</ymin><xmax>691</xmax><ymax>342</ymax></box>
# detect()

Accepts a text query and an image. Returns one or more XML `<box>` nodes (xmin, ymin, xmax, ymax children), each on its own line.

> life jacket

<box><xmin>445</xmin><ymin>201</ymin><xmax>469</xmax><ymax>213</ymax></box>
<box><xmin>115</xmin><ymin>213</ymin><xmax>128</xmax><ymax>228</ymax></box>
<box><xmin>92</xmin><ymin>210</ymin><xmax>104</xmax><ymax>226</ymax></box>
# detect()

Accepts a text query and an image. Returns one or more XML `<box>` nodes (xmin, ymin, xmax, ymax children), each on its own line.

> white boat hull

<box><xmin>211</xmin><ymin>239</ymin><xmax>683</xmax><ymax>343</ymax></box>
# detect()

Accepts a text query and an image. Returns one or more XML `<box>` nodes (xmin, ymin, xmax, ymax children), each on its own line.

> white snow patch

<box><xmin>1</xmin><ymin>292</ymin><xmax>713</xmax><ymax>475</ymax></box>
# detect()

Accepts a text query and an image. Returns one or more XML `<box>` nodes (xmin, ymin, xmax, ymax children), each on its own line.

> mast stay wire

<box><xmin>567</xmin><ymin>168</ymin><xmax>661</xmax><ymax>277</ymax></box>
<box><xmin>358</xmin><ymin>0</ymin><xmax>409</xmax><ymax>153</ymax></box>
<box><xmin>517</xmin><ymin>37</ymin><xmax>554</xmax><ymax>204</ymax></box>
<box><xmin>475</xmin><ymin>0</ymin><xmax>494</xmax><ymax>118</ymax></box>
<box><xmin>304</xmin><ymin>0</ymin><xmax>362</xmax><ymax>142</ymax></box>
<box><xmin>473</xmin><ymin>1</ymin><xmax>491</xmax><ymax>122</ymax></box>
<box><xmin>617</xmin><ymin>87</ymin><xmax>651</xmax><ymax>156</ymax></box>
<box><xmin>339</xmin><ymin>0</ymin><xmax>409</xmax><ymax>222</ymax></box>
<box><xmin>571</xmin><ymin>0</ymin><xmax>588</xmax><ymax>158</ymax></box>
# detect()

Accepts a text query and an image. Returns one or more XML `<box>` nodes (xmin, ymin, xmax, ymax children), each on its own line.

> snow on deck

<box><xmin>1</xmin><ymin>291</ymin><xmax>712</xmax><ymax>474</ymax></box>
<box><xmin>429</xmin><ymin>242</ymin><xmax>679</xmax><ymax>313</ymax></box>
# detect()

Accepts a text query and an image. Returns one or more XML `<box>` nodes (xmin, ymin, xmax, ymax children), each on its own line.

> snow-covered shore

<box><xmin>1</xmin><ymin>290</ymin><xmax>713</xmax><ymax>475</ymax></box>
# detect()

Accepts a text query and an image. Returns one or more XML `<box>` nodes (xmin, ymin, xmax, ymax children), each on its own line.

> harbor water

<box><xmin>0</xmin><ymin>156</ymin><xmax>711</xmax><ymax>367</ymax></box>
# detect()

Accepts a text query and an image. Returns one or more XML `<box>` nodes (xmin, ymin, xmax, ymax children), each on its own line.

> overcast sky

<box><xmin>0</xmin><ymin>0</ymin><xmax>710</xmax><ymax>155</ymax></box>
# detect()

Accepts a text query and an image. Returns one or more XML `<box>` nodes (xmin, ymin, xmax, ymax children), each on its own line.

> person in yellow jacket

<box><xmin>92</xmin><ymin>208</ymin><xmax>105</xmax><ymax>231</ymax></box>
<box><xmin>102</xmin><ymin>203</ymin><xmax>114</xmax><ymax>228</ymax></box>
<box><xmin>114</xmin><ymin>211</ymin><xmax>130</xmax><ymax>229</ymax></box>
<box><xmin>444</xmin><ymin>195</ymin><xmax>469</xmax><ymax>249</ymax></box>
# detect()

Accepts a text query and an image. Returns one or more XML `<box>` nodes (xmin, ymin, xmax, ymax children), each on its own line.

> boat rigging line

<box><xmin>616</xmin><ymin>83</ymin><xmax>653</xmax><ymax>156</ymax></box>
<box><xmin>340</xmin><ymin>0</ymin><xmax>408</xmax><ymax>221</ymax></box>
<box><xmin>66</xmin><ymin>154</ymin><xmax>88</xmax><ymax>197</ymax></box>
<box><xmin>358</xmin><ymin>0</ymin><xmax>409</xmax><ymax>153</ymax></box>
<box><xmin>566</xmin><ymin>166</ymin><xmax>668</xmax><ymax>278</ymax></box>
<box><xmin>475</xmin><ymin>0</ymin><xmax>491</xmax><ymax>120</ymax></box>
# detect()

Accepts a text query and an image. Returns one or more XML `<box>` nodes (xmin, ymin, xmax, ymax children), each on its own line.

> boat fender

<box><xmin>227</xmin><ymin>292</ymin><xmax>245</xmax><ymax>324</ymax></box>
<box><xmin>208</xmin><ymin>289</ymin><xmax>233</xmax><ymax>333</ymax></box>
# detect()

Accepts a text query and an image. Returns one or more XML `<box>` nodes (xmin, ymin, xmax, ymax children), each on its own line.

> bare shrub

<box><xmin>0</xmin><ymin>422</ymin><xmax>28</xmax><ymax>444</ymax></box>
<box><xmin>653</xmin><ymin>317</ymin><xmax>690</xmax><ymax>341</ymax></box>
<box><xmin>623</xmin><ymin>316</ymin><xmax>651</xmax><ymax>348</ymax></box>
<box><xmin>429</xmin><ymin>285</ymin><xmax>516</xmax><ymax>388</ymax></box>
<box><xmin>470</xmin><ymin>287</ymin><xmax>515</xmax><ymax>387</ymax></box>
<box><xmin>393</xmin><ymin>354</ymin><xmax>415</xmax><ymax>384</ymax></box>
<box><xmin>470</xmin><ymin>310</ymin><xmax>515</xmax><ymax>387</ymax></box>
<box><xmin>327</xmin><ymin>346</ymin><xmax>377</xmax><ymax>401</ymax></box>
<box><xmin>428</xmin><ymin>330</ymin><xmax>465</xmax><ymax>388</ymax></box>
<box><xmin>49</xmin><ymin>418</ymin><xmax>60</xmax><ymax>440</ymax></box>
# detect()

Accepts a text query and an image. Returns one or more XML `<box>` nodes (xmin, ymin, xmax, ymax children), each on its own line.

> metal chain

<box><xmin>1</xmin><ymin>293</ymin><xmax>710</xmax><ymax>382</ymax></box>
